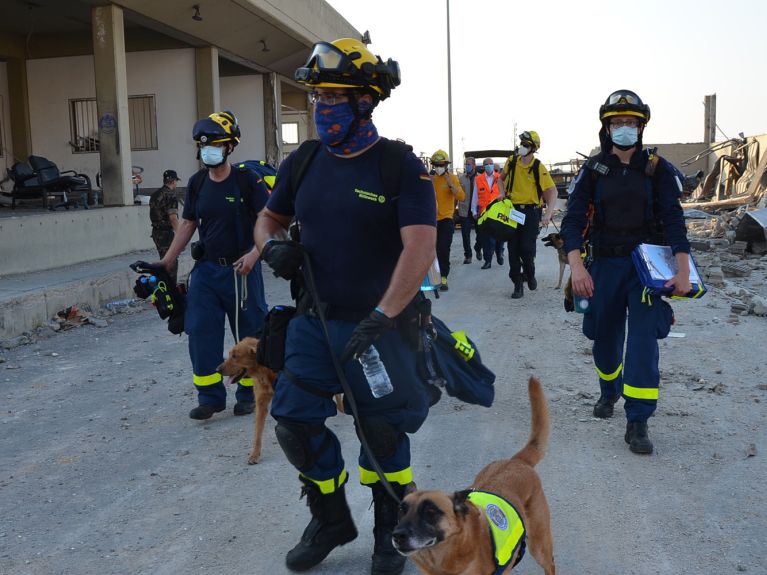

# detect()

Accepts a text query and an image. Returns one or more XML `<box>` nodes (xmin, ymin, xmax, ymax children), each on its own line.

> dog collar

<box><xmin>467</xmin><ymin>490</ymin><xmax>526</xmax><ymax>574</ymax></box>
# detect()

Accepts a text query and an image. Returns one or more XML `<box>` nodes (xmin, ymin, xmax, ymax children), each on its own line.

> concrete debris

<box><xmin>753</xmin><ymin>296</ymin><xmax>767</xmax><ymax>316</ymax></box>
<box><xmin>721</xmin><ymin>262</ymin><xmax>752</xmax><ymax>277</ymax></box>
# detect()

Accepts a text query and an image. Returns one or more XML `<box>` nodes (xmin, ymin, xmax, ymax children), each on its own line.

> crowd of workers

<box><xmin>143</xmin><ymin>34</ymin><xmax>691</xmax><ymax>575</ymax></box>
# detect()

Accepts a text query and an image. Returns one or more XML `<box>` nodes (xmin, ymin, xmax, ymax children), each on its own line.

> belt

<box><xmin>513</xmin><ymin>203</ymin><xmax>539</xmax><ymax>210</ymax></box>
<box><xmin>203</xmin><ymin>255</ymin><xmax>239</xmax><ymax>266</ymax></box>
<box><xmin>593</xmin><ymin>244</ymin><xmax>636</xmax><ymax>258</ymax></box>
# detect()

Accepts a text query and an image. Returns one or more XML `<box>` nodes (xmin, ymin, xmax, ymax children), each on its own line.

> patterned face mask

<box><xmin>314</xmin><ymin>100</ymin><xmax>379</xmax><ymax>155</ymax></box>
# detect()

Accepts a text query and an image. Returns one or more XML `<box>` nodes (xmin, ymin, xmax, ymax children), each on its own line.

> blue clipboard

<box><xmin>631</xmin><ymin>243</ymin><xmax>707</xmax><ymax>299</ymax></box>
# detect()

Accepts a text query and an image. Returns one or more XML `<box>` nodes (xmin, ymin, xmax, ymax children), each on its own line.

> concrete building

<box><xmin>0</xmin><ymin>0</ymin><xmax>359</xmax><ymax>275</ymax></box>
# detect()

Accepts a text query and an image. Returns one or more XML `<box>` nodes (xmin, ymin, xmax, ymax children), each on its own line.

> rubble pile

<box><xmin>686</xmin><ymin>206</ymin><xmax>767</xmax><ymax>319</ymax></box>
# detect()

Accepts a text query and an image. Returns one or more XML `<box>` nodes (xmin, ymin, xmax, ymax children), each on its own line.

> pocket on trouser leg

<box><xmin>654</xmin><ymin>299</ymin><xmax>674</xmax><ymax>339</ymax></box>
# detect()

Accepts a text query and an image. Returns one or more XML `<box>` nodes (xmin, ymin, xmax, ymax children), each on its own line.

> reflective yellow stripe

<box><xmin>623</xmin><ymin>383</ymin><xmax>658</xmax><ymax>400</ymax></box>
<box><xmin>264</xmin><ymin>175</ymin><xmax>276</xmax><ymax>189</ymax></box>
<box><xmin>359</xmin><ymin>466</ymin><xmax>413</xmax><ymax>486</ymax></box>
<box><xmin>595</xmin><ymin>363</ymin><xmax>623</xmax><ymax>382</ymax></box>
<box><xmin>238</xmin><ymin>377</ymin><xmax>254</xmax><ymax>387</ymax></box>
<box><xmin>300</xmin><ymin>469</ymin><xmax>348</xmax><ymax>495</ymax></box>
<box><xmin>193</xmin><ymin>373</ymin><xmax>223</xmax><ymax>386</ymax></box>
<box><xmin>451</xmin><ymin>330</ymin><xmax>475</xmax><ymax>361</ymax></box>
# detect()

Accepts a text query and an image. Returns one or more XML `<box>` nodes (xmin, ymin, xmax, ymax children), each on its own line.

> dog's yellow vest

<box><xmin>467</xmin><ymin>490</ymin><xmax>526</xmax><ymax>574</ymax></box>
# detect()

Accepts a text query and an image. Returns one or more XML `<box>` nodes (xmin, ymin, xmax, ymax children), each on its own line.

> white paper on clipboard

<box><xmin>509</xmin><ymin>209</ymin><xmax>526</xmax><ymax>225</ymax></box>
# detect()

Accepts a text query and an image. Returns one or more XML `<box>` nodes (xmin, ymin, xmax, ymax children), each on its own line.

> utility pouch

<box><xmin>190</xmin><ymin>240</ymin><xmax>205</xmax><ymax>261</ymax></box>
<box><xmin>256</xmin><ymin>305</ymin><xmax>297</xmax><ymax>372</ymax></box>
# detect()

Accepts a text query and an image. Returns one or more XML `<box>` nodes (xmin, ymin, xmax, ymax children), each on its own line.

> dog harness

<box><xmin>467</xmin><ymin>490</ymin><xmax>526</xmax><ymax>574</ymax></box>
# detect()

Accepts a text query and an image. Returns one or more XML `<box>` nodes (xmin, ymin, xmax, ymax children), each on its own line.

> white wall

<box><xmin>220</xmin><ymin>75</ymin><xmax>266</xmax><ymax>163</ymax></box>
<box><xmin>26</xmin><ymin>49</ymin><xmax>199</xmax><ymax>192</ymax></box>
<box><xmin>0</xmin><ymin>62</ymin><xmax>14</xmax><ymax>182</ymax></box>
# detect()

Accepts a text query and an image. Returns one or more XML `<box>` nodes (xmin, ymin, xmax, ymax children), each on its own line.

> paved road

<box><xmin>1</xmin><ymin>229</ymin><xmax>765</xmax><ymax>575</ymax></box>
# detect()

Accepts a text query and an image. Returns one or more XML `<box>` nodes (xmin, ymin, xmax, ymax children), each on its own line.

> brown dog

<box><xmin>393</xmin><ymin>377</ymin><xmax>555</xmax><ymax>574</ymax></box>
<box><xmin>541</xmin><ymin>232</ymin><xmax>568</xmax><ymax>290</ymax></box>
<box><xmin>218</xmin><ymin>337</ymin><xmax>345</xmax><ymax>465</ymax></box>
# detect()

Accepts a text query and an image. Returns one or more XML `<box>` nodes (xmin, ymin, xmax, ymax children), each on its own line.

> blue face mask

<box><xmin>465</xmin><ymin>164</ymin><xmax>474</xmax><ymax>173</ymax></box>
<box><xmin>314</xmin><ymin>100</ymin><xmax>379</xmax><ymax>154</ymax></box>
<box><xmin>200</xmin><ymin>145</ymin><xmax>226</xmax><ymax>167</ymax></box>
<box><xmin>484</xmin><ymin>165</ymin><xmax>494</xmax><ymax>175</ymax></box>
<box><xmin>611</xmin><ymin>126</ymin><xmax>639</xmax><ymax>147</ymax></box>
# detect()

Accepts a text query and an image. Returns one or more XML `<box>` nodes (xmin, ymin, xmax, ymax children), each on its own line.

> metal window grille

<box><xmin>69</xmin><ymin>95</ymin><xmax>158</xmax><ymax>153</ymax></box>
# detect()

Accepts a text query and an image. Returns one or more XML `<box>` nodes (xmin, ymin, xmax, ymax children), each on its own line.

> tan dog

<box><xmin>541</xmin><ymin>232</ymin><xmax>568</xmax><ymax>289</ymax></box>
<box><xmin>218</xmin><ymin>337</ymin><xmax>345</xmax><ymax>465</ymax></box>
<box><xmin>393</xmin><ymin>377</ymin><xmax>555</xmax><ymax>574</ymax></box>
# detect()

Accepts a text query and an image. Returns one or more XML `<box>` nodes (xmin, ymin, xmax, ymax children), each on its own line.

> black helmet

<box><xmin>192</xmin><ymin>111</ymin><xmax>240</xmax><ymax>146</ymax></box>
<box><xmin>294</xmin><ymin>38</ymin><xmax>400</xmax><ymax>101</ymax></box>
<box><xmin>599</xmin><ymin>90</ymin><xmax>651</xmax><ymax>124</ymax></box>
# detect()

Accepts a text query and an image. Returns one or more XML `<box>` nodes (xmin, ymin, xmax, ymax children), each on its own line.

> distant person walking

<box><xmin>149</xmin><ymin>170</ymin><xmax>181</xmax><ymax>285</ymax></box>
<box><xmin>502</xmin><ymin>131</ymin><xmax>557</xmax><ymax>298</ymax></box>
<box><xmin>471</xmin><ymin>158</ymin><xmax>504</xmax><ymax>269</ymax></box>
<box><xmin>457</xmin><ymin>156</ymin><xmax>477</xmax><ymax>264</ymax></box>
<box><xmin>430</xmin><ymin>150</ymin><xmax>464</xmax><ymax>291</ymax></box>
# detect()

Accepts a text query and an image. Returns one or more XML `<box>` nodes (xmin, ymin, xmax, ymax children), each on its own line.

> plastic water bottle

<box><xmin>574</xmin><ymin>295</ymin><xmax>591</xmax><ymax>314</ymax></box>
<box><xmin>358</xmin><ymin>345</ymin><xmax>394</xmax><ymax>398</ymax></box>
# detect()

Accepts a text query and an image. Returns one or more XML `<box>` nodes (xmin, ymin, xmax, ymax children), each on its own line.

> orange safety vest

<box><xmin>476</xmin><ymin>172</ymin><xmax>501</xmax><ymax>215</ymax></box>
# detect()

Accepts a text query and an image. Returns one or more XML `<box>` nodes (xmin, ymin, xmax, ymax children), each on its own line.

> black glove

<box><xmin>341</xmin><ymin>309</ymin><xmax>397</xmax><ymax>363</ymax></box>
<box><xmin>130</xmin><ymin>260</ymin><xmax>167</xmax><ymax>275</ymax></box>
<box><xmin>261</xmin><ymin>240</ymin><xmax>304</xmax><ymax>280</ymax></box>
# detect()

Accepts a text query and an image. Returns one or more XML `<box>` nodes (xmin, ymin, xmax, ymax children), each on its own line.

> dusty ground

<box><xmin>1</xmin><ymin>229</ymin><xmax>765</xmax><ymax>575</ymax></box>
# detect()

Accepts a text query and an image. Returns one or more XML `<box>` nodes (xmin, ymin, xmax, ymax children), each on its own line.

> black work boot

<box><xmin>371</xmin><ymin>482</ymin><xmax>410</xmax><ymax>575</ymax></box>
<box><xmin>511</xmin><ymin>282</ymin><xmax>524</xmax><ymax>299</ymax></box>
<box><xmin>189</xmin><ymin>404</ymin><xmax>224</xmax><ymax>420</ymax></box>
<box><xmin>286</xmin><ymin>478</ymin><xmax>358</xmax><ymax>571</ymax></box>
<box><xmin>625</xmin><ymin>421</ymin><xmax>654</xmax><ymax>454</ymax></box>
<box><xmin>233</xmin><ymin>401</ymin><xmax>255</xmax><ymax>416</ymax></box>
<box><xmin>593</xmin><ymin>396</ymin><xmax>619</xmax><ymax>419</ymax></box>
<box><xmin>527</xmin><ymin>275</ymin><xmax>538</xmax><ymax>290</ymax></box>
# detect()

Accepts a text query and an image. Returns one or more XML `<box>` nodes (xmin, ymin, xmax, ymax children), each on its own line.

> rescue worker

<box><xmin>430</xmin><ymin>149</ymin><xmax>464</xmax><ymax>291</ymax></box>
<box><xmin>149</xmin><ymin>170</ymin><xmax>181</xmax><ymax>285</ymax></box>
<box><xmin>153</xmin><ymin>111</ymin><xmax>269</xmax><ymax>420</ymax></box>
<box><xmin>471</xmin><ymin>157</ymin><xmax>504</xmax><ymax>269</ymax></box>
<box><xmin>457</xmin><ymin>156</ymin><xmax>477</xmax><ymax>264</ymax></box>
<box><xmin>254</xmin><ymin>38</ymin><xmax>436</xmax><ymax>575</ymax></box>
<box><xmin>561</xmin><ymin>90</ymin><xmax>691</xmax><ymax>454</ymax></box>
<box><xmin>502</xmin><ymin>131</ymin><xmax>557</xmax><ymax>298</ymax></box>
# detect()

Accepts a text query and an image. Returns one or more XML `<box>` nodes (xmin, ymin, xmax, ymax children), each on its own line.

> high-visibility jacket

<box><xmin>476</xmin><ymin>173</ymin><xmax>501</xmax><ymax>215</ymax></box>
<box><xmin>467</xmin><ymin>490</ymin><xmax>526</xmax><ymax>574</ymax></box>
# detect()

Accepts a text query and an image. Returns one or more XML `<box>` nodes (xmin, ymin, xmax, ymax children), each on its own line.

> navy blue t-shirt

<box><xmin>182</xmin><ymin>168</ymin><xmax>269</xmax><ymax>259</ymax></box>
<box><xmin>267</xmin><ymin>139</ymin><xmax>436</xmax><ymax>309</ymax></box>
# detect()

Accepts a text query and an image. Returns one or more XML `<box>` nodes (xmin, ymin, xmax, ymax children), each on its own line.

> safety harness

<box><xmin>467</xmin><ymin>490</ymin><xmax>526</xmax><ymax>574</ymax></box>
<box><xmin>503</xmin><ymin>153</ymin><xmax>544</xmax><ymax>201</ymax></box>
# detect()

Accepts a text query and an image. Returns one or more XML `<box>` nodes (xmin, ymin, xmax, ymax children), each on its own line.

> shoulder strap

<box><xmin>289</xmin><ymin>139</ymin><xmax>323</xmax><ymax>204</ymax></box>
<box><xmin>503</xmin><ymin>154</ymin><xmax>518</xmax><ymax>197</ymax></box>
<box><xmin>532</xmin><ymin>158</ymin><xmax>543</xmax><ymax>200</ymax></box>
<box><xmin>378</xmin><ymin>138</ymin><xmax>412</xmax><ymax>200</ymax></box>
<box><xmin>645</xmin><ymin>147</ymin><xmax>660</xmax><ymax>177</ymax></box>
<box><xmin>187</xmin><ymin>169</ymin><xmax>208</xmax><ymax>221</ymax></box>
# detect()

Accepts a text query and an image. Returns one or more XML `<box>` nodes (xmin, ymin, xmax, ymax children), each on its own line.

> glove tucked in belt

<box><xmin>261</xmin><ymin>240</ymin><xmax>304</xmax><ymax>280</ymax></box>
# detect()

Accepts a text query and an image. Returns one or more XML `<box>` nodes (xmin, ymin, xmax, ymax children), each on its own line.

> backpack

<box><xmin>503</xmin><ymin>153</ymin><xmax>544</xmax><ymax>200</ymax></box>
<box><xmin>288</xmin><ymin>138</ymin><xmax>413</xmax><ymax>203</ymax></box>
<box><xmin>234</xmin><ymin>160</ymin><xmax>277</xmax><ymax>192</ymax></box>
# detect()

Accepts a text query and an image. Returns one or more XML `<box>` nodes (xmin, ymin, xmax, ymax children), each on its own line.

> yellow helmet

<box><xmin>294</xmin><ymin>38</ymin><xmax>400</xmax><ymax>100</ymax></box>
<box><xmin>431</xmin><ymin>149</ymin><xmax>450</xmax><ymax>165</ymax></box>
<box><xmin>520</xmin><ymin>130</ymin><xmax>540</xmax><ymax>151</ymax></box>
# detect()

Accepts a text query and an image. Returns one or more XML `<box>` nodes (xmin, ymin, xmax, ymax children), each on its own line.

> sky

<box><xmin>326</xmin><ymin>0</ymin><xmax>767</xmax><ymax>169</ymax></box>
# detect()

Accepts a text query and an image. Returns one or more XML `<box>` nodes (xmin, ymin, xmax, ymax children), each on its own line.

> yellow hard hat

<box><xmin>294</xmin><ymin>38</ymin><xmax>400</xmax><ymax>100</ymax></box>
<box><xmin>431</xmin><ymin>149</ymin><xmax>450</xmax><ymax>164</ymax></box>
<box><xmin>520</xmin><ymin>131</ymin><xmax>540</xmax><ymax>151</ymax></box>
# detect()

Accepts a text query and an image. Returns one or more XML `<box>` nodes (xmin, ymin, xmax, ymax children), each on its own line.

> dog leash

<box><xmin>232</xmin><ymin>268</ymin><xmax>248</xmax><ymax>343</ymax></box>
<box><xmin>301</xmin><ymin>249</ymin><xmax>404</xmax><ymax>505</ymax></box>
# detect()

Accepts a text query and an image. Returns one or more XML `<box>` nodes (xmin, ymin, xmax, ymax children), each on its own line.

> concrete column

<box><xmin>6</xmin><ymin>58</ymin><xmax>32</xmax><ymax>160</ymax></box>
<box><xmin>92</xmin><ymin>4</ymin><xmax>132</xmax><ymax>206</ymax></box>
<box><xmin>263</xmin><ymin>73</ymin><xmax>282</xmax><ymax>165</ymax></box>
<box><xmin>704</xmin><ymin>94</ymin><xmax>717</xmax><ymax>175</ymax></box>
<box><xmin>195</xmin><ymin>47</ymin><xmax>220</xmax><ymax>118</ymax></box>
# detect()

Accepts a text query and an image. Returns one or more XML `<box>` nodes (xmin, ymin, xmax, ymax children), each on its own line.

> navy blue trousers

<box><xmin>271</xmin><ymin>314</ymin><xmax>429</xmax><ymax>489</ymax></box>
<box><xmin>184</xmin><ymin>260</ymin><xmax>267</xmax><ymax>407</ymax></box>
<box><xmin>583</xmin><ymin>256</ymin><xmax>674</xmax><ymax>422</ymax></box>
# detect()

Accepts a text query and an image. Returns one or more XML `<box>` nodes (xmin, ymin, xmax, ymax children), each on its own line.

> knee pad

<box><xmin>357</xmin><ymin>417</ymin><xmax>402</xmax><ymax>460</ymax></box>
<box><xmin>274</xmin><ymin>420</ymin><xmax>325</xmax><ymax>472</ymax></box>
